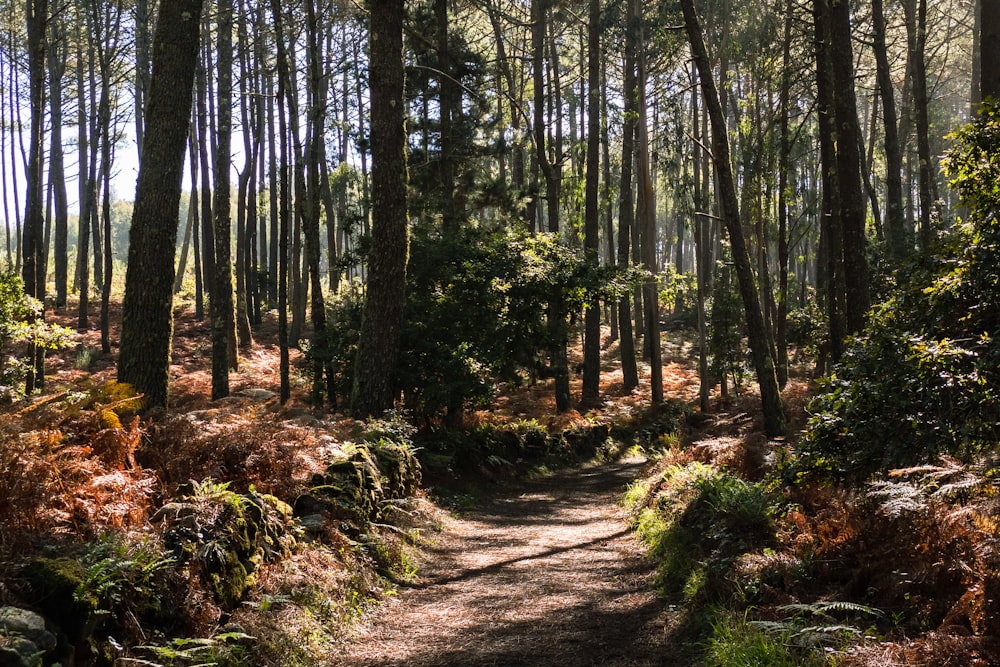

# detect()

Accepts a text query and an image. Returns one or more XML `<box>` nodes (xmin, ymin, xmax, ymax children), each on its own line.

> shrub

<box><xmin>311</xmin><ymin>224</ymin><xmax>641</xmax><ymax>419</ymax></box>
<box><xmin>0</xmin><ymin>271</ymin><xmax>74</xmax><ymax>400</ymax></box>
<box><xmin>795</xmin><ymin>102</ymin><xmax>1000</xmax><ymax>481</ymax></box>
<box><xmin>630</xmin><ymin>463</ymin><xmax>775</xmax><ymax>602</ymax></box>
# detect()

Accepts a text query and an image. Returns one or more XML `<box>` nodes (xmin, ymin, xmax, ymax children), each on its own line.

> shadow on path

<box><xmin>336</xmin><ymin>459</ymin><xmax>691</xmax><ymax>666</ymax></box>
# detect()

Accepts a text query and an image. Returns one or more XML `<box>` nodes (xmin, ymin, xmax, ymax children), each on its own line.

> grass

<box><xmin>704</xmin><ymin>612</ymin><xmax>827</xmax><ymax>667</ymax></box>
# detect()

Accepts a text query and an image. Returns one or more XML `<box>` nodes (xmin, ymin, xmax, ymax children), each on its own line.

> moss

<box><xmin>21</xmin><ymin>557</ymin><xmax>97</xmax><ymax>641</ymax></box>
<box><xmin>157</xmin><ymin>485</ymin><xmax>296</xmax><ymax>610</ymax></box>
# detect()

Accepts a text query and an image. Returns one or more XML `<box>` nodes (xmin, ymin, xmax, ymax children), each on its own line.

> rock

<box><xmin>0</xmin><ymin>607</ymin><xmax>57</xmax><ymax>667</ymax></box>
<box><xmin>158</xmin><ymin>485</ymin><xmax>296</xmax><ymax>610</ymax></box>
<box><xmin>0</xmin><ymin>643</ymin><xmax>36</xmax><ymax>667</ymax></box>
<box><xmin>295</xmin><ymin>440</ymin><xmax>421</xmax><ymax>530</ymax></box>
<box><xmin>21</xmin><ymin>558</ymin><xmax>97</xmax><ymax>641</ymax></box>
<box><xmin>236</xmin><ymin>388</ymin><xmax>276</xmax><ymax>401</ymax></box>
<box><xmin>0</xmin><ymin>608</ymin><xmax>56</xmax><ymax>652</ymax></box>
<box><xmin>297</xmin><ymin>513</ymin><xmax>327</xmax><ymax>536</ymax></box>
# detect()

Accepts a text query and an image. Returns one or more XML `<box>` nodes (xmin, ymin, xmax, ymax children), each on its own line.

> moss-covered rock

<box><xmin>0</xmin><ymin>607</ymin><xmax>57</xmax><ymax>667</ymax></box>
<box><xmin>294</xmin><ymin>440</ymin><xmax>422</xmax><ymax>532</ymax></box>
<box><xmin>371</xmin><ymin>439</ymin><xmax>422</xmax><ymax>500</ymax></box>
<box><xmin>21</xmin><ymin>558</ymin><xmax>97</xmax><ymax>642</ymax></box>
<box><xmin>153</xmin><ymin>481</ymin><xmax>296</xmax><ymax>610</ymax></box>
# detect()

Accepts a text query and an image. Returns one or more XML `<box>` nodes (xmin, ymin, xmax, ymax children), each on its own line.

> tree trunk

<box><xmin>118</xmin><ymin>0</ymin><xmax>205</xmax><ymax>408</ymax></box>
<box><xmin>352</xmin><ymin>0</ymin><xmax>409</xmax><ymax>417</ymax></box>
<box><xmin>903</xmin><ymin>0</ymin><xmax>935</xmax><ymax>251</ymax></box>
<box><xmin>135</xmin><ymin>0</ymin><xmax>151</xmax><ymax>162</ymax></box>
<box><xmin>212</xmin><ymin>0</ymin><xmax>236</xmax><ymax>399</ymax></box>
<box><xmin>813</xmin><ymin>0</ymin><xmax>846</xmax><ymax>363</ymax></box>
<box><xmin>48</xmin><ymin>11</ymin><xmax>68</xmax><ymax>308</ymax></box>
<box><xmin>828</xmin><ymin>0</ymin><xmax>871</xmax><ymax>335</ymax></box>
<box><xmin>196</xmin><ymin>45</ymin><xmax>215</xmax><ymax>309</ymax></box>
<box><xmin>22</xmin><ymin>0</ymin><xmax>48</xmax><ymax>393</ymax></box>
<box><xmin>681</xmin><ymin>0</ymin><xmax>785</xmax><ymax>437</ymax></box>
<box><xmin>982</xmin><ymin>0</ymin><xmax>1000</xmax><ymax>100</ymax></box>
<box><xmin>617</xmin><ymin>3</ymin><xmax>639</xmax><ymax>392</ymax></box>
<box><xmin>75</xmin><ymin>8</ymin><xmax>90</xmax><ymax>328</ymax></box>
<box><xmin>635</xmin><ymin>15</ymin><xmax>662</xmax><ymax>405</ymax></box>
<box><xmin>581</xmin><ymin>0</ymin><xmax>601</xmax><ymax>406</ymax></box>
<box><xmin>532</xmin><ymin>0</ymin><xmax>570</xmax><ymax>411</ymax></box>
<box><xmin>304</xmin><ymin>0</ymin><xmax>330</xmax><ymax>405</ymax></box>
<box><xmin>872</xmin><ymin>0</ymin><xmax>907</xmax><ymax>260</ymax></box>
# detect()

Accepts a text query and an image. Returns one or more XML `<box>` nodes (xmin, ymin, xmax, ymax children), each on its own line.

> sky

<box><xmin>2</xmin><ymin>125</ymin><xmax>141</xmax><ymax>223</ymax></box>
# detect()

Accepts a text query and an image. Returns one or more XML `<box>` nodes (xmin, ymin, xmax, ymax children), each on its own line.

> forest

<box><xmin>1</xmin><ymin>0</ymin><xmax>1000</xmax><ymax>663</ymax></box>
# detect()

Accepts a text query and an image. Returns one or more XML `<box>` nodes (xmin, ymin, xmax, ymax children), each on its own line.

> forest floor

<box><xmin>334</xmin><ymin>456</ymin><xmax>687</xmax><ymax>667</ymax></box>
<box><xmin>332</xmin><ymin>333</ymin><xmax>797</xmax><ymax>666</ymax></box>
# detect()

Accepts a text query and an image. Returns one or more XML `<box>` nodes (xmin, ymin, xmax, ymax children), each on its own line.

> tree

<box><xmin>872</xmin><ymin>0</ymin><xmax>907</xmax><ymax>260</ymax></box>
<box><xmin>827</xmin><ymin>0</ymin><xmax>870</xmax><ymax>335</ymax></box>
<box><xmin>616</xmin><ymin>0</ymin><xmax>639</xmax><ymax>393</ymax></box>
<box><xmin>118</xmin><ymin>0</ymin><xmax>205</xmax><ymax>408</ymax></box>
<box><xmin>983</xmin><ymin>0</ymin><xmax>1000</xmax><ymax>100</ymax></box>
<box><xmin>352</xmin><ymin>0</ymin><xmax>408</xmax><ymax>417</ymax></box>
<box><xmin>22</xmin><ymin>0</ymin><xmax>47</xmax><ymax>392</ymax></box>
<box><xmin>681</xmin><ymin>0</ymin><xmax>785</xmax><ymax>437</ymax></box>
<box><xmin>580</xmin><ymin>0</ymin><xmax>601</xmax><ymax>406</ymax></box>
<box><xmin>531</xmin><ymin>0</ymin><xmax>570</xmax><ymax>412</ymax></box>
<box><xmin>635</xmin><ymin>6</ymin><xmax>661</xmax><ymax>405</ymax></box>
<box><xmin>212</xmin><ymin>0</ymin><xmax>236</xmax><ymax>399</ymax></box>
<box><xmin>48</xmin><ymin>4</ymin><xmax>68</xmax><ymax>308</ymax></box>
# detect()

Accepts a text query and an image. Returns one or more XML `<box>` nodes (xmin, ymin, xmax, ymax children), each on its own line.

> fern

<box><xmin>777</xmin><ymin>601</ymin><xmax>884</xmax><ymax>620</ymax></box>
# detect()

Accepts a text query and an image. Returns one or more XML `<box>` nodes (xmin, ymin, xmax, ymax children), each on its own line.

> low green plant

<box><xmin>630</xmin><ymin>463</ymin><xmax>775</xmax><ymax>601</ymax></box>
<box><xmin>0</xmin><ymin>271</ymin><xmax>74</xmax><ymax>400</ymax></box>
<box><xmin>130</xmin><ymin>631</ymin><xmax>253</xmax><ymax>667</ymax></box>
<box><xmin>705</xmin><ymin>612</ymin><xmax>826</xmax><ymax>667</ymax></box>
<box><xmin>79</xmin><ymin>534</ymin><xmax>175</xmax><ymax>627</ymax></box>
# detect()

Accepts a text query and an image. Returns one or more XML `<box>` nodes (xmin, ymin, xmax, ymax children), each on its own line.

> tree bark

<box><xmin>872</xmin><ymin>0</ymin><xmax>907</xmax><ymax>260</ymax></box>
<box><xmin>617</xmin><ymin>0</ymin><xmax>639</xmax><ymax>392</ymax></box>
<box><xmin>22</xmin><ymin>0</ymin><xmax>48</xmax><ymax>393</ymax></box>
<box><xmin>118</xmin><ymin>0</ymin><xmax>205</xmax><ymax>408</ymax></box>
<box><xmin>532</xmin><ymin>0</ymin><xmax>570</xmax><ymax>411</ymax></box>
<box><xmin>635</xmin><ymin>9</ymin><xmax>661</xmax><ymax>404</ymax></box>
<box><xmin>581</xmin><ymin>0</ymin><xmax>601</xmax><ymax>406</ymax></box>
<box><xmin>352</xmin><ymin>0</ymin><xmax>409</xmax><ymax>417</ymax></box>
<box><xmin>982</xmin><ymin>0</ymin><xmax>1000</xmax><ymax>100</ymax></box>
<box><xmin>48</xmin><ymin>10</ymin><xmax>68</xmax><ymax>308</ymax></box>
<box><xmin>903</xmin><ymin>0</ymin><xmax>935</xmax><ymax>251</ymax></box>
<box><xmin>681</xmin><ymin>0</ymin><xmax>785</xmax><ymax>437</ymax></box>
<box><xmin>212</xmin><ymin>0</ymin><xmax>237</xmax><ymax>400</ymax></box>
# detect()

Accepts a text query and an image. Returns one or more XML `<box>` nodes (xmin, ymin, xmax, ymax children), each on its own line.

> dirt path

<box><xmin>335</xmin><ymin>459</ymin><xmax>688</xmax><ymax>666</ymax></box>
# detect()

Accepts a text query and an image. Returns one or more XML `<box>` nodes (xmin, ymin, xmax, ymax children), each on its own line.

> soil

<box><xmin>334</xmin><ymin>458</ymin><xmax>692</xmax><ymax>667</ymax></box>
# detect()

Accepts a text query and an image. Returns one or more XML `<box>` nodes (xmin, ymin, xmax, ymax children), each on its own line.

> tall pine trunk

<box><xmin>352</xmin><ymin>0</ymin><xmax>409</xmax><ymax>417</ymax></box>
<box><xmin>118</xmin><ymin>0</ymin><xmax>205</xmax><ymax>408</ymax></box>
<box><xmin>682</xmin><ymin>0</ymin><xmax>785</xmax><ymax>437</ymax></box>
<box><xmin>581</xmin><ymin>0</ymin><xmax>601</xmax><ymax>406</ymax></box>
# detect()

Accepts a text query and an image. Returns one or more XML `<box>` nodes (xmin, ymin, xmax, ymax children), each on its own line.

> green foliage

<box><xmin>706</xmin><ymin>613</ymin><xmax>827</xmax><ymax>667</ymax></box>
<box><xmin>79</xmin><ymin>535</ymin><xmax>175</xmax><ymax>629</ymax></box>
<box><xmin>709</xmin><ymin>260</ymin><xmax>748</xmax><ymax>392</ymax></box>
<box><xmin>785</xmin><ymin>301</ymin><xmax>826</xmax><ymax>355</ymax></box>
<box><xmin>659</xmin><ymin>265</ymin><xmax>698</xmax><ymax>324</ymax></box>
<box><xmin>795</xmin><ymin>103</ymin><xmax>1000</xmax><ymax>481</ymax></box>
<box><xmin>0</xmin><ymin>271</ymin><xmax>74</xmax><ymax>400</ymax></box>
<box><xmin>316</xmin><ymin>223</ymin><xmax>642</xmax><ymax>419</ymax></box>
<box><xmin>630</xmin><ymin>463</ymin><xmax>774</xmax><ymax>602</ymax></box>
<box><xmin>131</xmin><ymin>631</ymin><xmax>252</xmax><ymax>667</ymax></box>
<box><xmin>156</xmin><ymin>482</ymin><xmax>296</xmax><ymax>610</ymax></box>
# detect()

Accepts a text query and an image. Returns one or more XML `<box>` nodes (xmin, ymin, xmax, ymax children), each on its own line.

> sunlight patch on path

<box><xmin>335</xmin><ymin>460</ymin><xmax>684</xmax><ymax>666</ymax></box>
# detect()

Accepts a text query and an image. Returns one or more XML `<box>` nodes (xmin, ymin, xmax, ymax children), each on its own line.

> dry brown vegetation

<box><xmin>3</xmin><ymin>301</ymin><xmax>999</xmax><ymax>665</ymax></box>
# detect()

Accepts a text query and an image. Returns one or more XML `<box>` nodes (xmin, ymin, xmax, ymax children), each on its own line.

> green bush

<box><xmin>795</xmin><ymin>103</ymin><xmax>1000</xmax><ymax>481</ymax></box>
<box><xmin>0</xmin><ymin>271</ymin><xmax>74</xmax><ymax>400</ymax></box>
<box><xmin>630</xmin><ymin>463</ymin><xmax>774</xmax><ymax>602</ymax></box>
<box><xmin>313</xmin><ymin>224</ymin><xmax>641</xmax><ymax>419</ymax></box>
